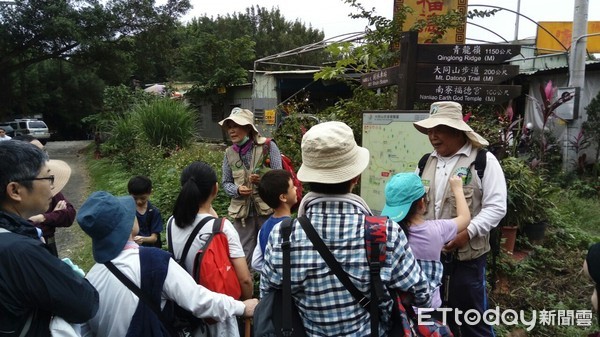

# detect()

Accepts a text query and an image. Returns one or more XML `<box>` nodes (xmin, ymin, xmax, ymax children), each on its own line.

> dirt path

<box><xmin>45</xmin><ymin>140</ymin><xmax>92</xmax><ymax>259</ymax></box>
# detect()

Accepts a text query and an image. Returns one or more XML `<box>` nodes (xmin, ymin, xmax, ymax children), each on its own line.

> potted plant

<box><xmin>500</xmin><ymin>157</ymin><xmax>552</xmax><ymax>252</ymax></box>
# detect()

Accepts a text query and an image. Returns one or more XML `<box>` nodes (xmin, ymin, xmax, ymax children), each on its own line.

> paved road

<box><xmin>45</xmin><ymin>140</ymin><xmax>92</xmax><ymax>259</ymax></box>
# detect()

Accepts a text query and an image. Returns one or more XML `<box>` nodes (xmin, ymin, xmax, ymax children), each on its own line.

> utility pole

<box><xmin>565</xmin><ymin>0</ymin><xmax>589</xmax><ymax>170</ymax></box>
<box><xmin>513</xmin><ymin>0</ymin><xmax>521</xmax><ymax>42</ymax></box>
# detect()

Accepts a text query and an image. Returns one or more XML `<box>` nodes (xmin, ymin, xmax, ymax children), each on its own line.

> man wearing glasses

<box><xmin>0</xmin><ymin>140</ymin><xmax>98</xmax><ymax>336</ymax></box>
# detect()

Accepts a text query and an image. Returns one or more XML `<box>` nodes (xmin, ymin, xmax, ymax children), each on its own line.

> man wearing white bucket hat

<box><xmin>219</xmin><ymin>107</ymin><xmax>283</xmax><ymax>267</ymax></box>
<box><xmin>414</xmin><ymin>101</ymin><xmax>507</xmax><ymax>337</ymax></box>
<box><xmin>261</xmin><ymin>121</ymin><xmax>431</xmax><ymax>336</ymax></box>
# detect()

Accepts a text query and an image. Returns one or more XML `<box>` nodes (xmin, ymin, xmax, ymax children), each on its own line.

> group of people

<box><xmin>0</xmin><ymin>101</ymin><xmax>597</xmax><ymax>337</ymax></box>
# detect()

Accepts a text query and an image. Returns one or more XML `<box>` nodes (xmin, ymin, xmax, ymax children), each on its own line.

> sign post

<box><xmin>360</xmin><ymin>38</ymin><xmax>523</xmax><ymax>108</ymax></box>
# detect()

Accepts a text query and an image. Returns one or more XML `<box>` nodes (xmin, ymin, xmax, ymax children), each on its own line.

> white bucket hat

<box><xmin>413</xmin><ymin>101</ymin><xmax>489</xmax><ymax>147</ymax></box>
<box><xmin>297</xmin><ymin>121</ymin><xmax>370</xmax><ymax>184</ymax></box>
<box><xmin>218</xmin><ymin>107</ymin><xmax>266</xmax><ymax>143</ymax></box>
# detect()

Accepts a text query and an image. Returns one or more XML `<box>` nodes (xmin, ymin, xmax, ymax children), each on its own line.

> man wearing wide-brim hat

<box><xmin>414</xmin><ymin>101</ymin><xmax>507</xmax><ymax>337</ymax></box>
<box><xmin>219</xmin><ymin>107</ymin><xmax>283</xmax><ymax>267</ymax></box>
<box><xmin>260</xmin><ymin>121</ymin><xmax>432</xmax><ymax>336</ymax></box>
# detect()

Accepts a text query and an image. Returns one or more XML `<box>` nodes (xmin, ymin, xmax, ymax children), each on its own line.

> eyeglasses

<box><xmin>17</xmin><ymin>175</ymin><xmax>55</xmax><ymax>186</ymax></box>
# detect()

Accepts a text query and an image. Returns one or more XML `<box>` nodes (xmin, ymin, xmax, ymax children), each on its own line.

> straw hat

<box><xmin>297</xmin><ymin>121</ymin><xmax>370</xmax><ymax>184</ymax></box>
<box><xmin>77</xmin><ymin>191</ymin><xmax>136</xmax><ymax>263</ymax></box>
<box><xmin>414</xmin><ymin>101</ymin><xmax>489</xmax><ymax>147</ymax></box>
<box><xmin>218</xmin><ymin>107</ymin><xmax>267</xmax><ymax>143</ymax></box>
<box><xmin>47</xmin><ymin>159</ymin><xmax>71</xmax><ymax>197</ymax></box>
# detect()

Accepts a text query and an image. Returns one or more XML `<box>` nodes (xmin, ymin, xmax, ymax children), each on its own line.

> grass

<box><xmin>488</xmin><ymin>191</ymin><xmax>600</xmax><ymax>336</ymax></box>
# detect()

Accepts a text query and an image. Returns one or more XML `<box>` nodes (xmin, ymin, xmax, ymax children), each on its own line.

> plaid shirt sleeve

<box><xmin>417</xmin><ymin>259</ymin><xmax>444</xmax><ymax>290</ymax></box>
<box><xmin>385</xmin><ymin>219</ymin><xmax>432</xmax><ymax>308</ymax></box>
<box><xmin>259</xmin><ymin>223</ymin><xmax>283</xmax><ymax>298</ymax></box>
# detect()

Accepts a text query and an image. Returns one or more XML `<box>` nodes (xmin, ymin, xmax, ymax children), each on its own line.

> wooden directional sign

<box><xmin>415</xmin><ymin>84</ymin><xmax>522</xmax><ymax>104</ymax></box>
<box><xmin>361</xmin><ymin>66</ymin><xmax>400</xmax><ymax>89</ymax></box>
<box><xmin>417</xmin><ymin>44</ymin><xmax>522</xmax><ymax>64</ymax></box>
<box><xmin>417</xmin><ymin>64</ymin><xmax>520</xmax><ymax>84</ymax></box>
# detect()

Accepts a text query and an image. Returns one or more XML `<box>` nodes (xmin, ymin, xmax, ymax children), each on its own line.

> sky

<box><xmin>184</xmin><ymin>0</ymin><xmax>600</xmax><ymax>42</ymax></box>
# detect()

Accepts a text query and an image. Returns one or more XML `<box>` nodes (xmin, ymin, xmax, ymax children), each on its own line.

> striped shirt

<box><xmin>260</xmin><ymin>200</ymin><xmax>431</xmax><ymax>337</ymax></box>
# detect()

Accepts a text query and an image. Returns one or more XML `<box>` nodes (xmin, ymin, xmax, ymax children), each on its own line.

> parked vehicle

<box><xmin>0</xmin><ymin>123</ymin><xmax>15</xmax><ymax>137</ymax></box>
<box><xmin>9</xmin><ymin>119</ymin><xmax>51</xmax><ymax>142</ymax></box>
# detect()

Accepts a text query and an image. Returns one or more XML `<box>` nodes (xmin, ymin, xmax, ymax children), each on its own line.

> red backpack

<box><xmin>263</xmin><ymin>138</ymin><xmax>303</xmax><ymax>207</ymax></box>
<box><xmin>193</xmin><ymin>218</ymin><xmax>241</xmax><ymax>299</ymax></box>
<box><xmin>168</xmin><ymin>217</ymin><xmax>241</xmax><ymax>300</ymax></box>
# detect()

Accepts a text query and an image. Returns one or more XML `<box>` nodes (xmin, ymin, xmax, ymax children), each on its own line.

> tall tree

<box><xmin>183</xmin><ymin>6</ymin><xmax>326</xmax><ymax>71</ymax></box>
<box><xmin>0</xmin><ymin>0</ymin><xmax>191</xmax><ymax>118</ymax></box>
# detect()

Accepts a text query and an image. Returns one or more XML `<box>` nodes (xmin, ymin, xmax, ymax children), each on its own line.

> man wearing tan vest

<box><xmin>414</xmin><ymin>101</ymin><xmax>507</xmax><ymax>337</ymax></box>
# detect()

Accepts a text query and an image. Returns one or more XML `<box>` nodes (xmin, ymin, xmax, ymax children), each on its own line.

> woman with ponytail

<box><xmin>168</xmin><ymin>161</ymin><xmax>253</xmax><ymax>337</ymax></box>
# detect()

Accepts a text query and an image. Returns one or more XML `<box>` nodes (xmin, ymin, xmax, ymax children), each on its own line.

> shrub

<box><xmin>132</xmin><ymin>99</ymin><xmax>199</xmax><ymax>149</ymax></box>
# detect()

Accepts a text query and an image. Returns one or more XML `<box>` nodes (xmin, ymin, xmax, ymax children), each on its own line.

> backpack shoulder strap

<box><xmin>297</xmin><ymin>216</ymin><xmax>376</xmax><ymax>336</ymax></box>
<box><xmin>364</xmin><ymin>216</ymin><xmax>388</xmax><ymax>337</ymax></box>
<box><xmin>279</xmin><ymin>217</ymin><xmax>294</xmax><ymax>336</ymax></box>
<box><xmin>417</xmin><ymin>153</ymin><xmax>431</xmax><ymax>177</ymax></box>
<box><xmin>211</xmin><ymin>217</ymin><xmax>225</xmax><ymax>233</ymax></box>
<box><xmin>166</xmin><ymin>217</ymin><xmax>175</xmax><ymax>255</ymax></box>
<box><xmin>170</xmin><ymin>216</ymin><xmax>215</xmax><ymax>266</ymax></box>
<box><xmin>262</xmin><ymin>138</ymin><xmax>272</xmax><ymax>154</ymax></box>
<box><xmin>473</xmin><ymin>149</ymin><xmax>488</xmax><ymax>180</ymax></box>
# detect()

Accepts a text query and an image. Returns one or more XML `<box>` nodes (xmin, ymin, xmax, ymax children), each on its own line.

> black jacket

<box><xmin>0</xmin><ymin>211</ymin><xmax>99</xmax><ymax>336</ymax></box>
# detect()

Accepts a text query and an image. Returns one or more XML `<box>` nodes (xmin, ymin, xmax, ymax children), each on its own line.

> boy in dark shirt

<box><xmin>128</xmin><ymin>175</ymin><xmax>163</xmax><ymax>248</ymax></box>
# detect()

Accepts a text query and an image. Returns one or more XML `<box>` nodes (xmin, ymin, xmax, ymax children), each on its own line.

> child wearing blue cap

<box><xmin>381</xmin><ymin>172</ymin><xmax>470</xmax><ymax>310</ymax></box>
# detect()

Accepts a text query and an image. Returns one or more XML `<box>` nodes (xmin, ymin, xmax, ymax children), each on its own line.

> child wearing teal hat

<box><xmin>381</xmin><ymin>172</ymin><xmax>471</xmax><ymax>310</ymax></box>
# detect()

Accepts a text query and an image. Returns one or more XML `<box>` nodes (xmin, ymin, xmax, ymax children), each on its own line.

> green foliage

<box><xmin>466</xmin><ymin>9</ymin><xmax>502</xmax><ymax>20</ymax></box>
<box><xmin>501</xmin><ymin>157</ymin><xmax>554</xmax><ymax>228</ymax></box>
<box><xmin>316</xmin><ymin>2</ymin><xmax>465</xmax><ymax>82</ymax></box>
<box><xmin>82</xmin><ymin>85</ymin><xmax>155</xmax><ymax>135</ymax></box>
<box><xmin>100</xmin><ymin>98</ymin><xmax>198</xmax><ymax>170</ymax></box>
<box><xmin>272</xmin><ymin>111</ymin><xmax>321</xmax><ymax>168</ymax></box>
<box><xmin>131</xmin><ymin>99</ymin><xmax>198</xmax><ymax>149</ymax></box>
<box><xmin>583</xmin><ymin>90</ymin><xmax>600</xmax><ymax>176</ymax></box>
<box><xmin>315</xmin><ymin>86</ymin><xmax>396</xmax><ymax>145</ymax></box>
<box><xmin>0</xmin><ymin>0</ymin><xmax>190</xmax><ymax>118</ymax></box>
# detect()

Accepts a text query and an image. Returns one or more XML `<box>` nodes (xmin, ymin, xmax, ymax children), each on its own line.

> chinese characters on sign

<box><xmin>394</xmin><ymin>0</ymin><xmax>467</xmax><ymax>44</ymax></box>
<box><xmin>415</xmin><ymin>83</ymin><xmax>521</xmax><ymax>104</ymax></box>
<box><xmin>361</xmin><ymin>66</ymin><xmax>400</xmax><ymax>89</ymax></box>
<box><xmin>417</xmin><ymin>44</ymin><xmax>522</xmax><ymax>64</ymax></box>
<box><xmin>417</xmin><ymin>64</ymin><xmax>519</xmax><ymax>84</ymax></box>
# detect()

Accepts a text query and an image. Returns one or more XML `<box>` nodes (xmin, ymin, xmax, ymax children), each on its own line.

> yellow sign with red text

<box><xmin>537</xmin><ymin>21</ymin><xmax>600</xmax><ymax>54</ymax></box>
<box><xmin>394</xmin><ymin>0</ymin><xmax>467</xmax><ymax>44</ymax></box>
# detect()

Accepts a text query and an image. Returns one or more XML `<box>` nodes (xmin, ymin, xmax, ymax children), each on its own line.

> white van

<box><xmin>10</xmin><ymin>119</ymin><xmax>51</xmax><ymax>141</ymax></box>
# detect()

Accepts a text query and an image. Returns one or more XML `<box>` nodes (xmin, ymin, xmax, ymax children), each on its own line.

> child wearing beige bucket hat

<box><xmin>219</xmin><ymin>107</ymin><xmax>283</xmax><ymax>267</ymax></box>
<box><xmin>260</xmin><ymin>121</ymin><xmax>432</xmax><ymax>336</ymax></box>
<box><xmin>413</xmin><ymin>101</ymin><xmax>507</xmax><ymax>337</ymax></box>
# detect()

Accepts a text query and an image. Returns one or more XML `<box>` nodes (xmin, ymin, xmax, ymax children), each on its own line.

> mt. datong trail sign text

<box><xmin>417</xmin><ymin>64</ymin><xmax>519</xmax><ymax>84</ymax></box>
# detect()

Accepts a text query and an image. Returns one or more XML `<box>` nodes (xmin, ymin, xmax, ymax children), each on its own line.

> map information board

<box><xmin>361</xmin><ymin>111</ymin><xmax>432</xmax><ymax>214</ymax></box>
